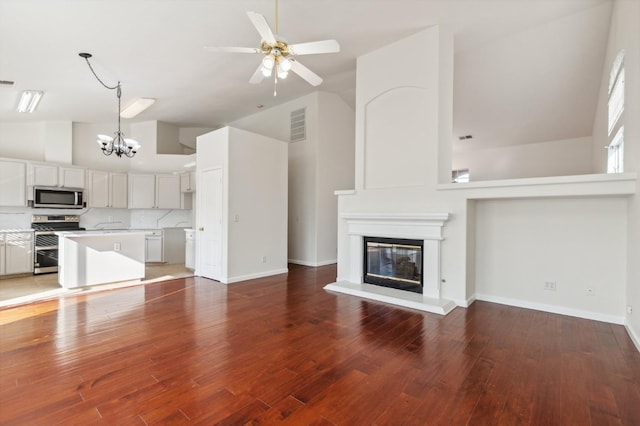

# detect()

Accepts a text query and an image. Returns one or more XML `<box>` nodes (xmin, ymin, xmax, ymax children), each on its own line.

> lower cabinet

<box><xmin>145</xmin><ymin>230</ymin><xmax>164</xmax><ymax>263</ymax></box>
<box><xmin>0</xmin><ymin>232</ymin><xmax>34</xmax><ymax>276</ymax></box>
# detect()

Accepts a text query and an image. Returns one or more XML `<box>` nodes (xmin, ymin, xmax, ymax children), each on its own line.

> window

<box><xmin>452</xmin><ymin>168</ymin><xmax>469</xmax><ymax>183</ymax></box>
<box><xmin>608</xmin><ymin>127</ymin><xmax>624</xmax><ymax>174</ymax></box>
<box><xmin>607</xmin><ymin>50</ymin><xmax>625</xmax><ymax>173</ymax></box>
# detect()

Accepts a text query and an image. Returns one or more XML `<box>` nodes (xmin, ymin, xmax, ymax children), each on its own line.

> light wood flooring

<box><xmin>0</xmin><ymin>264</ymin><xmax>193</xmax><ymax>307</ymax></box>
<box><xmin>1</xmin><ymin>264</ymin><xmax>639</xmax><ymax>424</ymax></box>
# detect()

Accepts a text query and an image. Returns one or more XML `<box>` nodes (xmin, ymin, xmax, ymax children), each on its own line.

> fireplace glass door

<box><xmin>364</xmin><ymin>237</ymin><xmax>423</xmax><ymax>293</ymax></box>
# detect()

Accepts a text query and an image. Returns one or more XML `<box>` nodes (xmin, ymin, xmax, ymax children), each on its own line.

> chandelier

<box><xmin>79</xmin><ymin>52</ymin><xmax>141</xmax><ymax>158</ymax></box>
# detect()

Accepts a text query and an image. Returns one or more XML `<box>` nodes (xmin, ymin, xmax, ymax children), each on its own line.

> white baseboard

<box><xmin>224</xmin><ymin>268</ymin><xmax>289</xmax><ymax>284</ymax></box>
<box><xmin>476</xmin><ymin>293</ymin><xmax>625</xmax><ymax>325</ymax></box>
<box><xmin>452</xmin><ymin>295</ymin><xmax>476</xmax><ymax>308</ymax></box>
<box><xmin>625</xmin><ymin>322</ymin><xmax>640</xmax><ymax>352</ymax></box>
<box><xmin>288</xmin><ymin>259</ymin><xmax>337</xmax><ymax>267</ymax></box>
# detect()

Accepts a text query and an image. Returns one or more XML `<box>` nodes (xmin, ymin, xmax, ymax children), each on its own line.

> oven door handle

<box><xmin>34</xmin><ymin>231</ymin><xmax>57</xmax><ymax>236</ymax></box>
<box><xmin>35</xmin><ymin>245</ymin><xmax>58</xmax><ymax>250</ymax></box>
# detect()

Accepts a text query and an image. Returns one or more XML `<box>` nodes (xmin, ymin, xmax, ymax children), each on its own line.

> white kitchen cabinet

<box><xmin>0</xmin><ymin>159</ymin><xmax>27</xmax><ymax>207</ymax></box>
<box><xmin>59</xmin><ymin>166</ymin><xmax>85</xmax><ymax>188</ymax></box>
<box><xmin>180</xmin><ymin>171</ymin><xmax>196</xmax><ymax>193</ymax></box>
<box><xmin>129</xmin><ymin>173</ymin><xmax>182</xmax><ymax>209</ymax></box>
<box><xmin>128</xmin><ymin>174</ymin><xmax>156</xmax><ymax>209</ymax></box>
<box><xmin>29</xmin><ymin>162</ymin><xmax>58</xmax><ymax>187</ymax></box>
<box><xmin>88</xmin><ymin>170</ymin><xmax>127</xmax><ymax>208</ymax></box>
<box><xmin>110</xmin><ymin>173</ymin><xmax>128</xmax><ymax>208</ymax></box>
<box><xmin>28</xmin><ymin>162</ymin><xmax>85</xmax><ymax>188</ymax></box>
<box><xmin>156</xmin><ymin>174</ymin><xmax>181</xmax><ymax>209</ymax></box>
<box><xmin>145</xmin><ymin>230</ymin><xmax>164</xmax><ymax>262</ymax></box>
<box><xmin>0</xmin><ymin>232</ymin><xmax>33</xmax><ymax>276</ymax></box>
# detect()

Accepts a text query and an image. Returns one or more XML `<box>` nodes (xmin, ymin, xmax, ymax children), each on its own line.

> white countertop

<box><xmin>0</xmin><ymin>229</ymin><xmax>34</xmax><ymax>233</ymax></box>
<box><xmin>56</xmin><ymin>230</ymin><xmax>147</xmax><ymax>237</ymax></box>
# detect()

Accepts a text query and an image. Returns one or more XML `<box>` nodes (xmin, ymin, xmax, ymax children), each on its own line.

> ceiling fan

<box><xmin>204</xmin><ymin>1</ymin><xmax>340</xmax><ymax>94</ymax></box>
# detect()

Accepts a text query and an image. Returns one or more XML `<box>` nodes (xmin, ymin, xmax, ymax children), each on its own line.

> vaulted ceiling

<box><xmin>0</xmin><ymin>0</ymin><xmax>611</xmax><ymax>148</ymax></box>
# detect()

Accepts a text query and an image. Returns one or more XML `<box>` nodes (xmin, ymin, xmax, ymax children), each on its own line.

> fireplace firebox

<box><xmin>363</xmin><ymin>236</ymin><xmax>423</xmax><ymax>294</ymax></box>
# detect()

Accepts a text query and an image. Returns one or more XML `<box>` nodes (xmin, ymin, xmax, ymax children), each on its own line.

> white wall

<box><xmin>339</xmin><ymin>25</ymin><xmax>471</xmax><ymax>304</ymax></box>
<box><xmin>230</xmin><ymin>91</ymin><xmax>355</xmax><ymax>267</ymax></box>
<box><xmin>475</xmin><ymin>197</ymin><xmax>627</xmax><ymax>323</ymax></box>
<box><xmin>589</xmin><ymin>0</ymin><xmax>640</xmax><ymax>348</ymax></box>
<box><xmin>227</xmin><ymin>127</ymin><xmax>288</xmax><ymax>280</ymax></box>
<box><xmin>316</xmin><ymin>92</ymin><xmax>356</xmax><ymax>264</ymax></box>
<box><xmin>196</xmin><ymin>126</ymin><xmax>288</xmax><ymax>283</ymax></box>
<box><xmin>453</xmin><ymin>136</ymin><xmax>594</xmax><ymax>182</ymax></box>
<box><xmin>0</xmin><ymin>122</ymin><xmax>46</xmax><ymax>161</ymax></box>
<box><xmin>338</xmin><ymin>18</ymin><xmax>633</xmax><ymax>328</ymax></box>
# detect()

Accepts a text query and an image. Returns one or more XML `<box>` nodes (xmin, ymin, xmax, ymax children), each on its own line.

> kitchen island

<box><xmin>56</xmin><ymin>230</ymin><xmax>146</xmax><ymax>288</ymax></box>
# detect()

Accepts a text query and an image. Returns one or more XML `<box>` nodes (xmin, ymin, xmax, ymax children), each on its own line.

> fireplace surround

<box><xmin>364</xmin><ymin>236</ymin><xmax>424</xmax><ymax>293</ymax></box>
<box><xmin>325</xmin><ymin>212</ymin><xmax>455</xmax><ymax>315</ymax></box>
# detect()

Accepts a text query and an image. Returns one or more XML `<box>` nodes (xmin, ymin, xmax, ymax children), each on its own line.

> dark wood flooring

<box><xmin>1</xmin><ymin>264</ymin><xmax>639</xmax><ymax>425</ymax></box>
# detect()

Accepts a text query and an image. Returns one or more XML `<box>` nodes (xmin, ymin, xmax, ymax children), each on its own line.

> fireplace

<box><xmin>325</xmin><ymin>213</ymin><xmax>454</xmax><ymax>315</ymax></box>
<box><xmin>364</xmin><ymin>237</ymin><xmax>423</xmax><ymax>293</ymax></box>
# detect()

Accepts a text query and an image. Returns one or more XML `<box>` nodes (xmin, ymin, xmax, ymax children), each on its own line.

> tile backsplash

<box><xmin>0</xmin><ymin>206</ymin><xmax>193</xmax><ymax>230</ymax></box>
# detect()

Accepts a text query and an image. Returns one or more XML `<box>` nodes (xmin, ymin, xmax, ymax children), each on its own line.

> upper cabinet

<box><xmin>59</xmin><ymin>166</ymin><xmax>85</xmax><ymax>189</ymax></box>
<box><xmin>156</xmin><ymin>174</ymin><xmax>181</xmax><ymax>209</ymax></box>
<box><xmin>87</xmin><ymin>170</ymin><xmax>127</xmax><ymax>208</ymax></box>
<box><xmin>28</xmin><ymin>162</ymin><xmax>85</xmax><ymax>188</ymax></box>
<box><xmin>128</xmin><ymin>173</ymin><xmax>181</xmax><ymax>209</ymax></box>
<box><xmin>180</xmin><ymin>171</ymin><xmax>196</xmax><ymax>193</ymax></box>
<box><xmin>0</xmin><ymin>158</ymin><xmax>27</xmax><ymax>207</ymax></box>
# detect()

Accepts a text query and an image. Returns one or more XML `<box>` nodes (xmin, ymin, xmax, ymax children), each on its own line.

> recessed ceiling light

<box><xmin>120</xmin><ymin>97</ymin><xmax>156</xmax><ymax>118</ymax></box>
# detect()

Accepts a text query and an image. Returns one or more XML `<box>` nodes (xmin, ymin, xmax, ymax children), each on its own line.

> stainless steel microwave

<box><xmin>33</xmin><ymin>187</ymin><xmax>85</xmax><ymax>209</ymax></box>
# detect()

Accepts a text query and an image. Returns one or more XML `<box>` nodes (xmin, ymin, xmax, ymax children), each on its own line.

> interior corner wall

<box><xmin>612</xmin><ymin>0</ymin><xmax>640</xmax><ymax>347</ymax></box>
<box><xmin>156</xmin><ymin>121</ymin><xmax>181</xmax><ymax>154</ymax></box>
<box><xmin>43</xmin><ymin>121</ymin><xmax>72</xmax><ymax>164</ymax></box>
<box><xmin>229</xmin><ymin>92</ymin><xmax>323</xmax><ymax>266</ymax></box>
<box><xmin>316</xmin><ymin>92</ymin><xmax>355</xmax><ymax>265</ymax></box>
<box><xmin>453</xmin><ymin>136</ymin><xmax>594</xmax><ymax>181</ymax></box>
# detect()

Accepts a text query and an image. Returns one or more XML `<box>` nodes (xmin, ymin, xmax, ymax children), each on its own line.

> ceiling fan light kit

<box><xmin>204</xmin><ymin>0</ymin><xmax>340</xmax><ymax>95</ymax></box>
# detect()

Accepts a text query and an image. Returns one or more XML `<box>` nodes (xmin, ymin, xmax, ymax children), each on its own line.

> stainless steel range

<box><xmin>31</xmin><ymin>215</ymin><xmax>84</xmax><ymax>274</ymax></box>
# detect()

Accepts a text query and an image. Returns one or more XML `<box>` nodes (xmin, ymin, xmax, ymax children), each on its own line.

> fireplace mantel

<box><xmin>325</xmin><ymin>212</ymin><xmax>456</xmax><ymax>315</ymax></box>
<box><xmin>342</xmin><ymin>213</ymin><xmax>449</xmax><ymax>240</ymax></box>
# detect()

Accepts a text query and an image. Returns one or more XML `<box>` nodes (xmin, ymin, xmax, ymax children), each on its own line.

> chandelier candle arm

<box><xmin>79</xmin><ymin>52</ymin><xmax>141</xmax><ymax>158</ymax></box>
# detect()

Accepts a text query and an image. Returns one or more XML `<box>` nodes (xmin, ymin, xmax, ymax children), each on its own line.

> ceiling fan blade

<box><xmin>247</xmin><ymin>11</ymin><xmax>276</xmax><ymax>45</ymax></box>
<box><xmin>249</xmin><ymin>63</ymin><xmax>265</xmax><ymax>84</ymax></box>
<box><xmin>290</xmin><ymin>59</ymin><xmax>323</xmax><ymax>86</ymax></box>
<box><xmin>288</xmin><ymin>40</ymin><xmax>340</xmax><ymax>56</ymax></box>
<box><xmin>204</xmin><ymin>46</ymin><xmax>261</xmax><ymax>54</ymax></box>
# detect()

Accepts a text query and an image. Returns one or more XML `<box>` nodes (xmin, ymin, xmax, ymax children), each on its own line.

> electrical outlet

<box><xmin>108</xmin><ymin>215</ymin><xmax>114</xmax><ymax>222</ymax></box>
<box><xmin>627</xmin><ymin>305</ymin><xmax>633</xmax><ymax>315</ymax></box>
<box><xmin>114</xmin><ymin>242</ymin><xmax>121</xmax><ymax>252</ymax></box>
<box><xmin>544</xmin><ymin>281</ymin><xmax>556</xmax><ymax>291</ymax></box>
<box><xmin>586</xmin><ymin>288</ymin><xmax>595</xmax><ymax>296</ymax></box>
<box><xmin>261</xmin><ymin>255</ymin><xmax>267</xmax><ymax>263</ymax></box>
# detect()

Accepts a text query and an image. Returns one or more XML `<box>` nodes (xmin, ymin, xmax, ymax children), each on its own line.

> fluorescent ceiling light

<box><xmin>17</xmin><ymin>90</ymin><xmax>43</xmax><ymax>113</ymax></box>
<box><xmin>120</xmin><ymin>97</ymin><xmax>155</xmax><ymax>118</ymax></box>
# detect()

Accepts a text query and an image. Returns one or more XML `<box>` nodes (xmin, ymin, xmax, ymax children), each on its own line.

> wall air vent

<box><xmin>0</xmin><ymin>80</ymin><xmax>15</xmax><ymax>86</ymax></box>
<box><xmin>290</xmin><ymin>108</ymin><xmax>306</xmax><ymax>142</ymax></box>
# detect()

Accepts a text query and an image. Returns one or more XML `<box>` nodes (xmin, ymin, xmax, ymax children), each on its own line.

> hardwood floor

<box><xmin>1</xmin><ymin>264</ymin><xmax>639</xmax><ymax>425</ymax></box>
